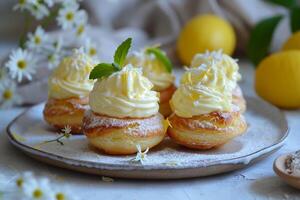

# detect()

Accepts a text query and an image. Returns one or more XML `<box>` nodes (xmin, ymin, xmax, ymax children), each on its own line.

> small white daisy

<box><xmin>47</xmin><ymin>53</ymin><xmax>61</xmax><ymax>69</ymax></box>
<box><xmin>75</xmin><ymin>23</ymin><xmax>86</xmax><ymax>38</ymax></box>
<box><xmin>57</xmin><ymin>3</ymin><xmax>81</xmax><ymax>30</ymax></box>
<box><xmin>5</xmin><ymin>48</ymin><xmax>36</xmax><ymax>82</ymax></box>
<box><xmin>74</xmin><ymin>10</ymin><xmax>88</xmax><ymax>26</ymax></box>
<box><xmin>132</xmin><ymin>144</ymin><xmax>149</xmax><ymax>164</ymax></box>
<box><xmin>27</xmin><ymin>26</ymin><xmax>49</xmax><ymax>51</ymax></box>
<box><xmin>13</xmin><ymin>0</ymin><xmax>32</xmax><ymax>11</ymax></box>
<box><xmin>23</xmin><ymin>177</ymin><xmax>54</xmax><ymax>200</ymax></box>
<box><xmin>15</xmin><ymin>171</ymin><xmax>35</xmax><ymax>191</ymax></box>
<box><xmin>84</xmin><ymin>38</ymin><xmax>98</xmax><ymax>59</ymax></box>
<box><xmin>61</xmin><ymin>0</ymin><xmax>82</xmax><ymax>7</ymax></box>
<box><xmin>61</xmin><ymin>125</ymin><xmax>72</xmax><ymax>138</ymax></box>
<box><xmin>0</xmin><ymin>80</ymin><xmax>22</xmax><ymax>109</ymax></box>
<box><xmin>53</xmin><ymin>188</ymin><xmax>79</xmax><ymax>200</ymax></box>
<box><xmin>28</xmin><ymin>2</ymin><xmax>50</xmax><ymax>20</ymax></box>
<box><xmin>44</xmin><ymin>0</ymin><xmax>54</xmax><ymax>7</ymax></box>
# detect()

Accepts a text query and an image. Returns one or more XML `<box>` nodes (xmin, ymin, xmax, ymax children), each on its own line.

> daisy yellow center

<box><xmin>19</xmin><ymin>0</ymin><xmax>26</xmax><ymax>5</ymax></box>
<box><xmin>77</xmin><ymin>25</ymin><xmax>85</xmax><ymax>35</ymax></box>
<box><xmin>16</xmin><ymin>178</ymin><xmax>23</xmax><ymax>187</ymax></box>
<box><xmin>17</xmin><ymin>60</ymin><xmax>27</xmax><ymax>70</ymax></box>
<box><xmin>3</xmin><ymin>90</ymin><xmax>13</xmax><ymax>100</ymax></box>
<box><xmin>56</xmin><ymin>193</ymin><xmax>65</xmax><ymax>200</ymax></box>
<box><xmin>33</xmin><ymin>188</ymin><xmax>43</xmax><ymax>199</ymax></box>
<box><xmin>66</xmin><ymin>12</ymin><xmax>74</xmax><ymax>21</ymax></box>
<box><xmin>89</xmin><ymin>48</ymin><xmax>97</xmax><ymax>56</ymax></box>
<box><xmin>48</xmin><ymin>54</ymin><xmax>54</xmax><ymax>62</ymax></box>
<box><xmin>34</xmin><ymin>36</ymin><xmax>41</xmax><ymax>44</ymax></box>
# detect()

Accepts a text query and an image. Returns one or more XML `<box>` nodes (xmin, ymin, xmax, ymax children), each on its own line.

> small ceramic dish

<box><xmin>273</xmin><ymin>153</ymin><xmax>300</xmax><ymax>190</ymax></box>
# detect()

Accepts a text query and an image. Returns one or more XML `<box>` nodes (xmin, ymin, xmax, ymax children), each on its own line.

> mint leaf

<box><xmin>89</xmin><ymin>63</ymin><xmax>118</xmax><ymax>79</ymax></box>
<box><xmin>146</xmin><ymin>47</ymin><xmax>172</xmax><ymax>73</ymax></box>
<box><xmin>246</xmin><ymin>15</ymin><xmax>283</xmax><ymax>65</ymax></box>
<box><xmin>89</xmin><ymin>38</ymin><xmax>133</xmax><ymax>79</ymax></box>
<box><xmin>114</xmin><ymin>38</ymin><xmax>132</xmax><ymax>67</ymax></box>
<box><xmin>290</xmin><ymin>6</ymin><xmax>300</xmax><ymax>32</ymax></box>
<box><xmin>265</xmin><ymin>0</ymin><xmax>297</xmax><ymax>9</ymax></box>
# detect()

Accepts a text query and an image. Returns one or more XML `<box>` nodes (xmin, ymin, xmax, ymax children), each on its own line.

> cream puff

<box><xmin>83</xmin><ymin>64</ymin><xmax>166</xmax><ymax>155</ymax></box>
<box><xmin>43</xmin><ymin>49</ymin><xmax>95</xmax><ymax>134</ymax></box>
<box><xmin>168</xmin><ymin>60</ymin><xmax>247</xmax><ymax>150</ymax></box>
<box><xmin>190</xmin><ymin>50</ymin><xmax>246</xmax><ymax>112</ymax></box>
<box><xmin>125</xmin><ymin>48</ymin><xmax>176</xmax><ymax>117</ymax></box>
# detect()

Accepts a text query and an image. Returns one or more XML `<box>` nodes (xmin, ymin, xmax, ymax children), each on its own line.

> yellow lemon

<box><xmin>282</xmin><ymin>31</ymin><xmax>300</xmax><ymax>51</ymax></box>
<box><xmin>176</xmin><ymin>14</ymin><xmax>236</xmax><ymax>65</ymax></box>
<box><xmin>255</xmin><ymin>50</ymin><xmax>300</xmax><ymax>108</ymax></box>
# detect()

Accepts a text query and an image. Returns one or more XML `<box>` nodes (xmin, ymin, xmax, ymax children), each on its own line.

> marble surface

<box><xmin>1</xmin><ymin>61</ymin><xmax>300</xmax><ymax>200</ymax></box>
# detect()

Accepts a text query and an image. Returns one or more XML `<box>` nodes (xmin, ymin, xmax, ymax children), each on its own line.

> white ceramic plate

<box><xmin>7</xmin><ymin>96</ymin><xmax>289</xmax><ymax>179</ymax></box>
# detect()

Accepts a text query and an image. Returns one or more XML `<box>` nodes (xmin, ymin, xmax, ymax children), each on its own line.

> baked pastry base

<box><xmin>83</xmin><ymin>111</ymin><xmax>166</xmax><ymax>155</ymax></box>
<box><xmin>168</xmin><ymin>108</ymin><xmax>247</xmax><ymax>150</ymax></box>
<box><xmin>43</xmin><ymin>97</ymin><xmax>89</xmax><ymax>134</ymax></box>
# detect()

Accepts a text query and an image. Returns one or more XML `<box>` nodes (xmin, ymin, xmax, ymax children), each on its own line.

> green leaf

<box><xmin>246</xmin><ymin>15</ymin><xmax>283</xmax><ymax>66</ymax></box>
<box><xmin>265</xmin><ymin>0</ymin><xmax>297</xmax><ymax>9</ymax></box>
<box><xmin>89</xmin><ymin>63</ymin><xmax>118</xmax><ymax>80</ymax></box>
<box><xmin>290</xmin><ymin>6</ymin><xmax>300</xmax><ymax>32</ymax></box>
<box><xmin>89</xmin><ymin>38</ymin><xmax>133</xmax><ymax>79</ymax></box>
<box><xmin>146</xmin><ymin>47</ymin><xmax>173</xmax><ymax>73</ymax></box>
<box><xmin>113</xmin><ymin>38</ymin><xmax>132</xmax><ymax>67</ymax></box>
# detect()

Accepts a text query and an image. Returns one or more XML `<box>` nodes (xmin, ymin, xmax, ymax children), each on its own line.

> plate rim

<box><xmin>6</xmin><ymin>96</ymin><xmax>290</xmax><ymax>172</ymax></box>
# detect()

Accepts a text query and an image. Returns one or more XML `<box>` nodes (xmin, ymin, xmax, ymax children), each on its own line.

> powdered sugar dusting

<box><xmin>83</xmin><ymin>110</ymin><xmax>164</xmax><ymax>136</ymax></box>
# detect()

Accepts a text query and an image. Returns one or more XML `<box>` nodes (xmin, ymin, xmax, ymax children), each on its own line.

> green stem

<box><xmin>19</xmin><ymin>12</ymin><xmax>32</xmax><ymax>49</ymax></box>
<box><xmin>41</xmin><ymin>6</ymin><xmax>59</xmax><ymax>28</ymax></box>
<box><xmin>42</xmin><ymin>134</ymin><xmax>65</xmax><ymax>145</ymax></box>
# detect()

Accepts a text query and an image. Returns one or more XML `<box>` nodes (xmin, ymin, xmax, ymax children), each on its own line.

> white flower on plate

<box><xmin>28</xmin><ymin>2</ymin><xmax>50</xmax><ymax>20</ymax></box>
<box><xmin>61</xmin><ymin>125</ymin><xmax>72</xmax><ymax>138</ymax></box>
<box><xmin>57</xmin><ymin>3</ymin><xmax>87</xmax><ymax>30</ymax></box>
<box><xmin>84</xmin><ymin>38</ymin><xmax>98</xmax><ymax>59</ymax></box>
<box><xmin>132</xmin><ymin>144</ymin><xmax>149</xmax><ymax>164</ymax></box>
<box><xmin>0</xmin><ymin>79</ymin><xmax>22</xmax><ymax>109</ymax></box>
<box><xmin>5</xmin><ymin>48</ymin><xmax>36</xmax><ymax>82</ymax></box>
<box><xmin>23</xmin><ymin>177</ymin><xmax>54</xmax><ymax>200</ymax></box>
<box><xmin>27</xmin><ymin>26</ymin><xmax>49</xmax><ymax>51</ymax></box>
